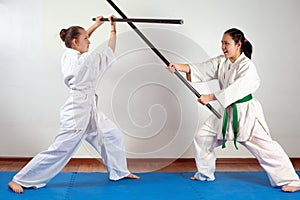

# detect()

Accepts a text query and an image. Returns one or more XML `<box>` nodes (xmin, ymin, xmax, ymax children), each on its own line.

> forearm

<box><xmin>178</xmin><ymin>64</ymin><xmax>190</xmax><ymax>73</ymax></box>
<box><xmin>87</xmin><ymin>16</ymin><xmax>104</xmax><ymax>37</ymax></box>
<box><xmin>108</xmin><ymin>17</ymin><xmax>116</xmax><ymax>52</ymax></box>
<box><xmin>108</xmin><ymin>30</ymin><xmax>116</xmax><ymax>52</ymax></box>
<box><xmin>87</xmin><ymin>23</ymin><xmax>101</xmax><ymax>37</ymax></box>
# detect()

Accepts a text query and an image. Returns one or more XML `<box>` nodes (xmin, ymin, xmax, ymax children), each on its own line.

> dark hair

<box><xmin>224</xmin><ymin>28</ymin><xmax>252</xmax><ymax>59</ymax></box>
<box><xmin>60</xmin><ymin>26</ymin><xmax>84</xmax><ymax>48</ymax></box>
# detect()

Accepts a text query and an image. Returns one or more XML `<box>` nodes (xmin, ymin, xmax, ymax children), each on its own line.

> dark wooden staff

<box><xmin>92</xmin><ymin>17</ymin><xmax>184</xmax><ymax>24</ymax></box>
<box><xmin>106</xmin><ymin>0</ymin><xmax>221</xmax><ymax>119</ymax></box>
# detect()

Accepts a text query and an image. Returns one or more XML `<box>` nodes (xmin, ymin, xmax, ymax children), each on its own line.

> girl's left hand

<box><xmin>167</xmin><ymin>62</ymin><xmax>179</xmax><ymax>73</ymax></box>
<box><xmin>109</xmin><ymin>15</ymin><xmax>116</xmax><ymax>30</ymax></box>
<box><xmin>197</xmin><ymin>94</ymin><xmax>215</xmax><ymax>105</ymax></box>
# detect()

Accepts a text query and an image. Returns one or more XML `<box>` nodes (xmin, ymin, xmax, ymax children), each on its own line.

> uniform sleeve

<box><xmin>189</xmin><ymin>55</ymin><xmax>223</xmax><ymax>82</ymax></box>
<box><xmin>214</xmin><ymin>60</ymin><xmax>260</xmax><ymax>108</ymax></box>
<box><xmin>86</xmin><ymin>47</ymin><xmax>116</xmax><ymax>76</ymax></box>
<box><xmin>95</xmin><ymin>47</ymin><xmax>115</xmax><ymax>74</ymax></box>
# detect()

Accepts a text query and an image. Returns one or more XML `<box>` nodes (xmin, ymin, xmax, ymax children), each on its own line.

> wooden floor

<box><xmin>1</xmin><ymin>157</ymin><xmax>299</xmax><ymax>172</ymax></box>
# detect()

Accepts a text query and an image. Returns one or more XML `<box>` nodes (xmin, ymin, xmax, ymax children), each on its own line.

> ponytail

<box><xmin>224</xmin><ymin>28</ymin><xmax>253</xmax><ymax>59</ymax></box>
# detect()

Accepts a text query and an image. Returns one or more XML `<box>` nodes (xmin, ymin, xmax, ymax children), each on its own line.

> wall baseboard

<box><xmin>0</xmin><ymin>157</ymin><xmax>299</xmax><ymax>162</ymax></box>
<box><xmin>1</xmin><ymin>157</ymin><xmax>299</xmax><ymax>172</ymax></box>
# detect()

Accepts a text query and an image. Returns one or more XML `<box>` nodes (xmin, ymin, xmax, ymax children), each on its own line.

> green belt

<box><xmin>222</xmin><ymin>94</ymin><xmax>253</xmax><ymax>150</ymax></box>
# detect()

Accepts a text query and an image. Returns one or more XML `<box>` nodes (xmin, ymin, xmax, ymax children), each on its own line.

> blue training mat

<box><xmin>1</xmin><ymin>172</ymin><xmax>300</xmax><ymax>200</ymax></box>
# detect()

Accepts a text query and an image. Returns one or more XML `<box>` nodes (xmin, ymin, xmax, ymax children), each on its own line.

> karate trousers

<box><xmin>193</xmin><ymin>119</ymin><xmax>300</xmax><ymax>188</ymax></box>
<box><xmin>12</xmin><ymin>114</ymin><xmax>130</xmax><ymax>189</ymax></box>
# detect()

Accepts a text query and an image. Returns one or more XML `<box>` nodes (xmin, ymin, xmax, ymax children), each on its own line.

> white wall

<box><xmin>1</xmin><ymin>0</ymin><xmax>299</xmax><ymax>159</ymax></box>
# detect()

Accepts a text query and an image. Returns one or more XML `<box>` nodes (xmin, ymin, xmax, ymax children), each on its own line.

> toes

<box><xmin>127</xmin><ymin>174</ymin><xmax>140</xmax><ymax>179</ymax></box>
<box><xmin>8</xmin><ymin>181</ymin><xmax>24</xmax><ymax>194</ymax></box>
<box><xmin>282</xmin><ymin>186</ymin><xmax>300</xmax><ymax>193</ymax></box>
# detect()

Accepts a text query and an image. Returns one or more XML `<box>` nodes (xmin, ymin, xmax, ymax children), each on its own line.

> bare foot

<box><xmin>8</xmin><ymin>181</ymin><xmax>24</xmax><ymax>194</ymax></box>
<box><xmin>126</xmin><ymin>173</ymin><xmax>140</xmax><ymax>179</ymax></box>
<box><xmin>190</xmin><ymin>176</ymin><xmax>197</xmax><ymax>181</ymax></box>
<box><xmin>282</xmin><ymin>186</ymin><xmax>300</xmax><ymax>193</ymax></box>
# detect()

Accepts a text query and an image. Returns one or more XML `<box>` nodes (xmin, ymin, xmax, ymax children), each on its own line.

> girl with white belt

<box><xmin>8</xmin><ymin>16</ymin><xmax>139</xmax><ymax>194</ymax></box>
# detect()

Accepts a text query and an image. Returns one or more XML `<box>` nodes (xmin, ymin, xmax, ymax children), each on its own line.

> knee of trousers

<box><xmin>103</xmin><ymin>129</ymin><xmax>124</xmax><ymax>143</ymax></box>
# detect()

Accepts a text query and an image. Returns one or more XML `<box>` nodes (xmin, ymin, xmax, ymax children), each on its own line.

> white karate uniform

<box><xmin>12</xmin><ymin>47</ymin><xmax>130</xmax><ymax>188</ymax></box>
<box><xmin>190</xmin><ymin>53</ymin><xmax>300</xmax><ymax>188</ymax></box>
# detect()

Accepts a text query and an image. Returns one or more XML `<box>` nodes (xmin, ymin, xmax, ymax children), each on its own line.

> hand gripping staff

<box><xmin>106</xmin><ymin>0</ymin><xmax>221</xmax><ymax>119</ymax></box>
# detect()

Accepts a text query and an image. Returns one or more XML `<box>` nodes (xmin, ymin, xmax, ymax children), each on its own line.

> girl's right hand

<box><xmin>94</xmin><ymin>16</ymin><xmax>105</xmax><ymax>27</ymax></box>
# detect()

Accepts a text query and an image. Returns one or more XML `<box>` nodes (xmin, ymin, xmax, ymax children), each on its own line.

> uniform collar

<box><xmin>66</xmin><ymin>48</ymin><xmax>81</xmax><ymax>55</ymax></box>
<box><xmin>234</xmin><ymin>53</ymin><xmax>246</xmax><ymax>63</ymax></box>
